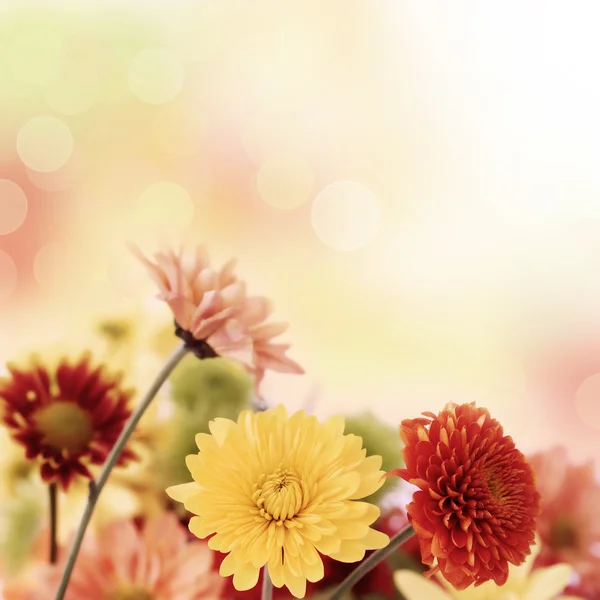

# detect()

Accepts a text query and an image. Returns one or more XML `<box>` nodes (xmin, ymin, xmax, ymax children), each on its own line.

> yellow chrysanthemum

<box><xmin>394</xmin><ymin>540</ymin><xmax>583</xmax><ymax>600</ymax></box>
<box><xmin>166</xmin><ymin>405</ymin><xmax>390</xmax><ymax>598</ymax></box>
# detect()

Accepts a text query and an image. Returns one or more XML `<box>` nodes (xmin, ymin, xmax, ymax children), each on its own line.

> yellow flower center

<box><xmin>33</xmin><ymin>401</ymin><xmax>94</xmax><ymax>454</ymax></box>
<box><xmin>253</xmin><ymin>467</ymin><xmax>305</xmax><ymax>522</ymax></box>
<box><xmin>108</xmin><ymin>586</ymin><xmax>154</xmax><ymax>600</ymax></box>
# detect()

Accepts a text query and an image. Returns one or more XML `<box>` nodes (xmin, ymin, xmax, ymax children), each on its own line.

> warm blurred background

<box><xmin>2</xmin><ymin>0</ymin><xmax>600</xmax><ymax>477</ymax></box>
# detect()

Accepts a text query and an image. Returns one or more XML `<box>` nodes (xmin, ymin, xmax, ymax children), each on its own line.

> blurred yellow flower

<box><xmin>167</xmin><ymin>404</ymin><xmax>389</xmax><ymax>598</ymax></box>
<box><xmin>394</xmin><ymin>541</ymin><xmax>583</xmax><ymax>600</ymax></box>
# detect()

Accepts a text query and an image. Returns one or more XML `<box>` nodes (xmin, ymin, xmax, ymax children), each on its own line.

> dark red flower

<box><xmin>389</xmin><ymin>402</ymin><xmax>539</xmax><ymax>590</ymax></box>
<box><xmin>0</xmin><ymin>353</ymin><xmax>137</xmax><ymax>490</ymax></box>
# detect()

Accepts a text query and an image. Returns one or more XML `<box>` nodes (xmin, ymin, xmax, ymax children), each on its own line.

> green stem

<box><xmin>327</xmin><ymin>524</ymin><xmax>415</xmax><ymax>600</ymax></box>
<box><xmin>261</xmin><ymin>565</ymin><xmax>273</xmax><ymax>600</ymax></box>
<box><xmin>53</xmin><ymin>343</ymin><xmax>189</xmax><ymax>600</ymax></box>
<box><xmin>49</xmin><ymin>482</ymin><xmax>58</xmax><ymax>564</ymax></box>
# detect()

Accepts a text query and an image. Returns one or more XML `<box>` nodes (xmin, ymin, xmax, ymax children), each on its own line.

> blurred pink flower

<box><xmin>565</xmin><ymin>560</ymin><xmax>600</xmax><ymax>599</ymax></box>
<box><xmin>529</xmin><ymin>447</ymin><xmax>600</xmax><ymax>571</ymax></box>
<box><xmin>39</xmin><ymin>514</ymin><xmax>224</xmax><ymax>600</ymax></box>
<box><xmin>132</xmin><ymin>245</ymin><xmax>303</xmax><ymax>386</ymax></box>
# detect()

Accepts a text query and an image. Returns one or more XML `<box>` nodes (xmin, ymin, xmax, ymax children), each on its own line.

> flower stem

<box><xmin>261</xmin><ymin>565</ymin><xmax>273</xmax><ymax>600</ymax></box>
<box><xmin>53</xmin><ymin>343</ymin><xmax>189</xmax><ymax>600</ymax></box>
<box><xmin>327</xmin><ymin>524</ymin><xmax>415</xmax><ymax>600</ymax></box>
<box><xmin>49</xmin><ymin>482</ymin><xmax>58</xmax><ymax>564</ymax></box>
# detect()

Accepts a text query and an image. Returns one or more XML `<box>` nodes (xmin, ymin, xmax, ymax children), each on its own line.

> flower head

<box><xmin>36</xmin><ymin>514</ymin><xmax>223</xmax><ymax>600</ymax></box>
<box><xmin>0</xmin><ymin>354</ymin><xmax>136</xmax><ymax>490</ymax></box>
<box><xmin>389</xmin><ymin>402</ymin><xmax>539</xmax><ymax>589</ymax></box>
<box><xmin>131</xmin><ymin>245</ymin><xmax>303</xmax><ymax>386</ymax></box>
<box><xmin>166</xmin><ymin>405</ymin><xmax>389</xmax><ymax>598</ymax></box>
<box><xmin>528</xmin><ymin>447</ymin><xmax>600</xmax><ymax>570</ymax></box>
<box><xmin>394</xmin><ymin>540</ymin><xmax>581</xmax><ymax>600</ymax></box>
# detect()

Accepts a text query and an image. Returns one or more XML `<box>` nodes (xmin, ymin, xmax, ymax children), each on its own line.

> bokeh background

<box><xmin>2</xmin><ymin>0</ymin><xmax>600</xmax><ymax>472</ymax></box>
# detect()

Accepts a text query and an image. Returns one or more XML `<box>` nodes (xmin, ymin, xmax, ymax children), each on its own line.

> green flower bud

<box><xmin>169</xmin><ymin>355</ymin><xmax>252</xmax><ymax>419</ymax></box>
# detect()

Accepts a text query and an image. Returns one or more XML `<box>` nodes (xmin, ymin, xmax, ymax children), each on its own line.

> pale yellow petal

<box><xmin>303</xmin><ymin>553</ymin><xmax>324</xmax><ymax>583</ymax></box>
<box><xmin>188</xmin><ymin>515</ymin><xmax>214</xmax><ymax>539</ymax></box>
<box><xmin>362</xmin><ymin>527</ymin><xmax>389</xmax><ymax>549</ymax></box>
<box><xmin>274</xmin><ymin>404</ymin><xmax>288</xmax><ymax>419</ymax></box>
<box><xmin>185</xmin><ymin>453</ymin><xmax>203</xmax><ymax>474</ymax></box>
<box><xmin>232</xmin><ymin>562</ymin><xmax>260</xmax><ymax>591</ymax></box>
<box><xmin>323</xmin><ymin>414</ymin><xmax>346</xmax><ymax>438</ymax></box>
<box><xmin>284</xmin><ymin>571</ymin><xmax>307</xmax><ymax>599</ymax></box>
<box><xmin>219</xmin><ymin>552</ymin><xmax>237</xmax><ymax>577</ymax></box>
<box><xmin>313</xmin><ymin>535</ymin><xmax>342</xmax><ymax>555</ymax></box>
<box><xmin>165</xmin><ymin>481</ymin><xmax>198</xmax><ymax>502</ymax></box>
<box><xmin>524</xmin><ymin>564</ymin><xmax>574</xmax><ymax>600</ymax></box>
<box><xmin>394</xmin><ymin>570</ymin><xmax>451</xmax><ymax>600</ymax></box>
<box><xmin>350</xmin><ymin>457</ymin><xmax>385</xmax><ymax>499</ymax></box>
<box><xmin>195</xmin><ymin>432</ymin><xmax>218</xmax><ymax>452</ymax></box>
<box><xmin>208</xmin><ymin>417</ymin><xmax>235</xmax><ymax>446</ymax></box>
<box><xmin>328</xmin><ymin>539</ymin><xmax>367</xmax><ymax>562</ymax></box>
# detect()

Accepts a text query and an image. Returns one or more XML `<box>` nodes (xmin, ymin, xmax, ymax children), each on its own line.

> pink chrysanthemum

<box><xmin>131</xmin><ymin>245</ymin><xmax>303</xmax><ymax>386</ymax></box>
<box><xmin>39</xmin><ymin>514</ymin><xmax>224</xmax><ymax>600</ymax></box>
<box><xmin>529</xmin><ymin>447</ymin><xmax>600</xmax><ymax>570</ymax></box>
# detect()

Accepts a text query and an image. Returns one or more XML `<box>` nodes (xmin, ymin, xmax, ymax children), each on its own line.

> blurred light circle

<box><xmin>575</xmin><ymin>373</ymin><xmax>600</xmax><ymax>431</ymax></box>
<box><xmin>257</xmin><ymin>153</ymin><xmax>314</xmax><ymax>210</ymax></box>
<box><xmin>128</xmin><ymin>48</ymin><xmax>184</xmax><ymax>105</ymax></box>
<box><xmin>0</xmin><ymin>180</ymin><xmax>28</xmax><ymax>235</ymax></box>
<box><xmin>33</xmin><ymin>242</ymin><xmax>64</xmax><ymax>291</ymax></box>
<box><xmin>44</xmin><ymin>66</ymin><xmax>98</xmax><ymax>116</ymax></box>
<box><xmin>17</xmin><ymin>116</ymin><xmax>73</xmax><ymax>173</ymax></box>
<box><xmin>136</xmin><ymin>181</ymin><xmax>194</xmax><ymax>238</ymax></box>
<box><xmin>152</xmin><ymin>103</ymin><xmax>205</xmax><ymax>156</ymax></box>
<box><xmin>7</xmin><ymin>27</ymin><xmax>63</xmax><ymax>86</ymax></box>
<box><xmin>311</xmin><ymin>181</ymin><xmax>382</xmax><ymax>251</ymax></box>
<box><xmin>0</xmin><ymin>250</ymin><xmax>17</xmax><ymax>301</ymax></box>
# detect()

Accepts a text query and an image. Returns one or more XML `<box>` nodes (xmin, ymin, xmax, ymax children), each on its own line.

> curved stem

<box><xmin>49</xmin><ymin>482</ymin><xmax>58</xmax><ymax>564</ymax></box>
<box><xmin>261</xmin><ymin>565</ymin><xmax>273</xmax><ymax>600</ymax></box>
<box><xmin>327</xmin><ymin>524</ymin><xmax>415</xmax><ymax>600</ymax></box>
<box><xmin>53</xmin><ymin>343</ymin><xmax>189</xmax><ymax>600</ymax></box>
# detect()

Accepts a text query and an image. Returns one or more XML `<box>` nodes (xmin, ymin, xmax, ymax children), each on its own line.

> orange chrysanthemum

<box><xmin>131</xmin><ymin>245</ymin><xmax>303</xmax><ymax>385</ymax></box>
<box><xmin>0</xmin><ymin>354</ymin><xmax>136</xmax><ymax>490</ymax></box>
<box><xmin>37</xmin><ymin>514</ymin><xmax>224</xmax><ymax>600</ymax></box>
<box><xmin>389</xmin><ymin>402</ymin><xmax>539</xmax><ymax>590</ymax></box>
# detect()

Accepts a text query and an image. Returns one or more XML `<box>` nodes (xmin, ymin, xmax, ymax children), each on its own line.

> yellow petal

<box><xmin>188</xmin><ymin>515</ymin><xmax>214</xmax><ymax>539</ymax></box>
<box><xmin>314</xmin><ymin>535</ymin><xmax>342</xmax><ymax>555</ymax></box>
<box><xmin>284</xmin><ymin>572</ymin><xmax>307</xmax><ymax>599</ymax></box>
<box><xmin>219</xmin><ymin>552</ymin><xmax>237</xmax><ymax>577</ymax></box>
<box><xmin>208</xmin><ymin>417</ymin><xmax>235</xmax><ymax>446</ymax></box>
<box><xmin>362</xmin><ymin>527</ymin><xmax>389</xmax><ymax>550</ymax></box>
<box><xmin>394</xmin><ymin>570</ymin><xmax>451</xmax><ymax>600</ymax></box>
<box><xmin>524</xmin><ymin>564</ymin><xmax>573</xmax><ymax>600</ymax></box>
<box><xmin>232</xmin><ymin>562</ymin><xmax>260</xmax><ymax>591</ymax></box>
<box><xmin>185</xmin><ymin>453</ymin><xmax>202</xmax><ymax>474</ymax></box>
<box><xmin>165</xmin><ymin>481</ymin><xmax>198</xmax><ymax>502</ymax></box>
<box><xmin>328</xmin><ymin>539</ymin><xmax>367</xmax><ymax>562</ymax></box>
<box><xmin>195</xmin><ymin>432</ymin><xmax>218</xmax><ymax>452</ymax></box>
<box><xmin>303</xmin><ymin>553</ymin><xmax>324</xmax><ymax>583</ymax></box>
<box><xmin>323</xmin><ymin>414</ymin><xmax>346</xmax><ymax>438</ymax></box>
